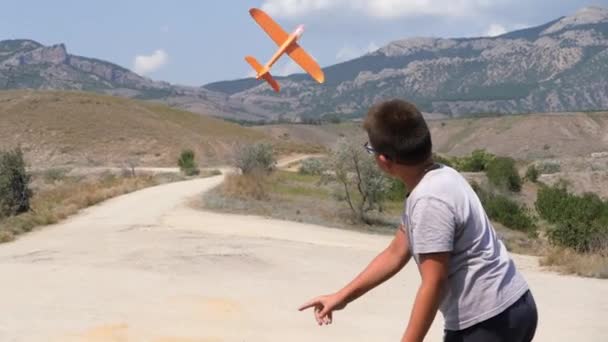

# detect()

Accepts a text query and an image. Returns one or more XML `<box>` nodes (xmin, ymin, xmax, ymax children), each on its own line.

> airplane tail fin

<box><xmin>245</xmin><ymin>56</ymin><xmax>280</xmax><ymax>92</ymax></box>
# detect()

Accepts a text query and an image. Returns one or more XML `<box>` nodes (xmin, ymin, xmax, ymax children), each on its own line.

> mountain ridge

<box><xmin>2</xmin><ymin>6</ymin><xmax>608</xmax><ymax>121</ymax></box>
<box><xmin>204</xmin><ymin>6</ymin><xmax>608</xmax><ymax>119</ymax></box>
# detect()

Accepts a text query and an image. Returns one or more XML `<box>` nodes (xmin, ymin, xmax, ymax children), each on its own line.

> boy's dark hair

<box><xmin>363</xmin><ymin>99</ymin><xmax>432</xmax><ymax>165</ymax></box>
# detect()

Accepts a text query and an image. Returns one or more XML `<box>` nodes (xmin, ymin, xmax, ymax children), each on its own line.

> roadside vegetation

<box><xmin>201</xmin><ymin>142</ymin><xmax>608</xmax><ymax>279</ymax></box>
<box><xmin>178</xmin><ymin>149</ymin><xmax>200</xmax><ymax>176</ymax></box>
<box><xmin>0</xmin><ymin>148</ymin><xmax>217</xmax><ymax>243</ymax></box>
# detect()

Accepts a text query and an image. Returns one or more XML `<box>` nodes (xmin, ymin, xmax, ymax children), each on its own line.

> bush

<box><xmin>178</xmin><ymin>149</ymin><xmax>200</xmax><ymax>176</ymax></box>
<box><xmin>474</xmin><ymin>184</ymin><xmax>536</xmax><ymax>233</ymax></box>
<box><xmin>536</xmin><ymin>184</ymin><xmax>608</xmax><ymax>253</ymax></box>
<box><xmin>486</xmin><ymin>157</ymin><xmax>522</xmax><ymax>192</ymax></box>
<box><xmin>234</xmin><ymin>143</ymin><xmax>276</xmax><ymax>175</ymax></box>
<box><xmin>299</xmin><ymin>158</ymin><xmax>325</xmax><ymax>176</ymax></box>
<box><xmin>0</xmin><ymin>148</ymin><xmax>32</xmax><ymax>218</ymax></box>
<box><xmin>453</xmin><ymin>149</ymin><xmax>495</xmax><ymax>172</ymax></box>
<box><xmin>385</xmin><ymin>178</ymin><xmax>408</xmax><ymax>202</ymax></box>
<box><xmin>525</xmin><ymin>164</ymin><xmax>539</xmax><ymax>183</ymax></box>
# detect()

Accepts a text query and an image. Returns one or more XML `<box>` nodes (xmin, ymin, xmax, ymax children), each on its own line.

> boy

<box><xmin>299</xmin><ymin>99</ymin><xmax>538</xmax><ymax>342</ymax></box>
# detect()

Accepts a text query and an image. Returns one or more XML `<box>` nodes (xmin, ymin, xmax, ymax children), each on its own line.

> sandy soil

<box><xmin>0</xmin><ymin>174</ymin><xmax>606</xmax><ymax>342</ymax></box>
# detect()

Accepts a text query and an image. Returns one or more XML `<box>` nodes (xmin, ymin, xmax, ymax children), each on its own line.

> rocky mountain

<box><xmin>0</xmin><ymin>40</ymin><xmax>255</xmax><ymax>120</ymax></box>
<box><xmin>0</xmin><ymin>40</ymin><xmax>164</xmax><ymax>93</ymax></box>
<box><xmin>205</xmin><ymin>6</ymin><xmax>608</xmax><ymax>120</ymax></box>
<box><xmin>2</xmin><ymin>6</ymin><xmax>608</xmax><ymax>122</ymax></box>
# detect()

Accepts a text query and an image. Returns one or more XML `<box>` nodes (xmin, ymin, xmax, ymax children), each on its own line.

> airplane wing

<box><xmin>249</xmin><ymin>8</ymin><xmax>289</xmax><ymax>46</ymax></box>
<box><xmin>286</xmin><ymin>43</ymin><xmax>325</xmax><ymax>84</ymax></box>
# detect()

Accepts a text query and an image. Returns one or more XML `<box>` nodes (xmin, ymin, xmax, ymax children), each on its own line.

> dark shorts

<box><xmin>444</xmin><ymin>290</ymin><xmax>538</xmax><ymax>342</ymax></box>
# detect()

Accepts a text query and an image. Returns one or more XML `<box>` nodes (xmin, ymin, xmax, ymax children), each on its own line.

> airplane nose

<box><xmin>296</xmin><ymin>25</ymin><xmax>305</xmax><ymax>38</ymax></box>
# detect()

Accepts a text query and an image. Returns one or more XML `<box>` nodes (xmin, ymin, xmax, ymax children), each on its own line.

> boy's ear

<box><xmin>378</xmin><ymin>154</ymin><xmax>393</xmax><ymax>169</ymax></box>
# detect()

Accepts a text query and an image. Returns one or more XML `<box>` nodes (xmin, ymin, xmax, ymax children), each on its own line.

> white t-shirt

<box><xmin>401</xmin><ymin>165</ymin><xmax>529</xmax><ymax>331</ymax></box>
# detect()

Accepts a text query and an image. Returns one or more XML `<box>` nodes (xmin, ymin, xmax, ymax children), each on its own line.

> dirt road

<box><xmin>0</xmin><ymin>174</ymin><xmax>606</xmax><ymax>341</ymax></box>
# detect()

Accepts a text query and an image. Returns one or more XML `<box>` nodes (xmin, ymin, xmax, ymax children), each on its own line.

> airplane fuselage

<box><xmin>257</xmin><ymin>25</ymin><xmax>304</xmax><ymax>79</ymax></box>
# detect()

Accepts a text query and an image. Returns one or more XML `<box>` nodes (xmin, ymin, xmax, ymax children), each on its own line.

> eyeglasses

<box><xmin>363</xmin><ymin>141</ymin><xmax>376</xmax><ymax>155</ymax></box>
<box><xmin>364</xmin><ymin>142</ymin><xmax>395</xmax><ymax>161</ymax></box>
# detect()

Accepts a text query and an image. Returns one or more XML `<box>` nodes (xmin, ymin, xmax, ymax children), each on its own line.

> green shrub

<box><xmin>453</xmin><ymin>149</ymin><xmax>495</xmax><ymax>172</ymax></box>
<box><xmin>385</xmin><ymin>178</ymin><xmax>408</xmax><ymax>202</ymax></box>
<box><xmin>525</xmin><ymin>164</ymin><xmax>539</xmax><ymax>183</ymax></box>
<box><xmin>536</xmin><ymin>184</ymin><xmax>608</xmax><ymax>252</ymax></box>
<box><xmin>486</xmin><ymin>157</ymin><xmax>522</xmax><ymax>192</ymax></box>
<box><xmin>178</xmin><ymin>149</ymin><xmax>200</xmax><ymax>176</ymax></box>
<box><xmin>234</xmin><ymin>143</ymin><xmax>276</xmax><ymax>175</ymax></box>
<box><xmin>0</xmin><ymin>148</ymin><xmax>32</xmax><ymax>218</ymax></box>
<box><xmin>299</xmin><ymin>158</ymin><xmax>325</xmax><ymax>176</ymax></box>
<box><xmin>474</xmin><ymin>184</ymin><xmax>536</xmax><ymax>233</ymax></box>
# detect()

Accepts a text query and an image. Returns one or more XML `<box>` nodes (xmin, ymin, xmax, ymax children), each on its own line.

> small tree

<box><xmin>525</xmin><ymin>164</ymin><xmax>539</xmax><ymax>183</ymax></box>
<box><xmin>126</xmin><ymin>159</ymin><xmax>137</xmax><ymax>178</ymax></box>
<box><xmin>178</xmin><ymin>149</ymin><xmax>200</xmax><ymax>176</ymax></box>
<box><xmin>0</xmin><ymin>148</ymin><xmax>32</xmax><ymax>218</ymax></box>
<box><xmin>234</xmin><ymin>142</ymin><xmax>276</xmax><ymax>175</ymax></box>
<box><xmin>486</xmin><ymin>157</ymin><xmax>522</xmax><ymax>192</ymax></box>
<box><xmin>331</xmin><ymin>138</ymin><xmax>389</xmax><ymax>224</ymax></box>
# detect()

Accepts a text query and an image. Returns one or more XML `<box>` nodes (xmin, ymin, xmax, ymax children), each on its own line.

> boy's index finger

<box><xmin>298</xmin><ymin>298</ymin><xmax>320</xmax><ymax>311</ymax></box>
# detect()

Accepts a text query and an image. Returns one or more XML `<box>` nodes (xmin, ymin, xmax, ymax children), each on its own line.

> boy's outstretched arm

<box><xmin>299</xmin><ymin>227</ymin><xmax>412</xmax><ymax>325</ymax></box>
<box><xmin>401</xmin><ymin>252</ymin><xmax>450</xmax><ymax>342</ymax></box>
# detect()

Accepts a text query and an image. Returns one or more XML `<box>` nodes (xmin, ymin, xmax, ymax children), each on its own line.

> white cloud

<box><xmin>485</xmin><ymin>23</ymin><xmax>507</xmax><ymax>37</ymax></box>
<box><xmin>276</xmin><ymin>60</ymin><xmax>301</xmax><ymax>76</ymax></box>
<box><xmin>246</xmin><ymin>69</ymin><xmax>257</xmax><ymax>78</ymax></box>
<box><xmin>336</xmin><ymin>46</ymin><xmax>360</xmax><ymax>62</ymax></box>
<box><xmin>261</xmin><ymin>0</ymin><xmax>496</xmax><ymax>19</ymax></box>
<box><xmin>133</xmin><ymin>49</ymin><xmax>168</xmax><ymax>75</ymax></box>
<box><xmin>336</xmin><ymin>42</ymin><xmax>379</xmax><ymax>62</ymax></box>
<box><xmin>367</xmin><ymin>42</ymin><xmax>379</xmax><ymax>53</ymax></box>
<box><xmin>484</xmin><ymin>23</ymin><xmax>531</xmax><ymax>37</ymax></box>
<box><xmin>262</xmin><ymin>0</ymin><xmax>331</xmax><ymax>18</ymax></box>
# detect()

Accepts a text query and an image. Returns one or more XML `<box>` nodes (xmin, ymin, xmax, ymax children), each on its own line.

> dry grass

<box><xmin>201</xmin><ymin>170</ymin><xmax>399</xmax><ymax>234</ymax></box>
<box><xmin>0</xmin><ymin>171</ymin><xmax>192</xmax><ymax>243</ymax></box>
<box><xmin>492</xmin><ymin>222</ymin><xmax>545</xmax><ymax>256</ymax></box>
<box><xmin>221</xmin><ymin>172</ymin><xmax>270</xmax><ymax>201</ymax></box>
<box><xmin>541</xmin><ymin>247</ymin><xmax>608</xmax><ymax>279</ymax></box>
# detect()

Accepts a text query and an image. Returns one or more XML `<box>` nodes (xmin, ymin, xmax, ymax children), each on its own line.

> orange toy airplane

<box><xmin>246</xmin><ymin>8</ymin><xmax>325</xmax><ymax>92</ymax></box>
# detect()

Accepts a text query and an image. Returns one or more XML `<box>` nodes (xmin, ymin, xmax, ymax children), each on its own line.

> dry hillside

<box><xmin>257</xmin><ymin>112</ymin><xmax>608</xmax><ymax>161</ymax></box>
<box><xmin>430</xmin><ymin>113</ymin><xmax>608</xmax><ymax>160</ymax></box>
<box><xmin>0</xmin><ymin>90</ymin><xmax>316</xmax><ymax>168</ymax></box>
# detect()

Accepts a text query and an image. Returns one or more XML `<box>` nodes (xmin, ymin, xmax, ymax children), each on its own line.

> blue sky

<box><xmin>1</xmin><ymin>1</ymin><xmax>607</xmax><ymax>86</ymax></box>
